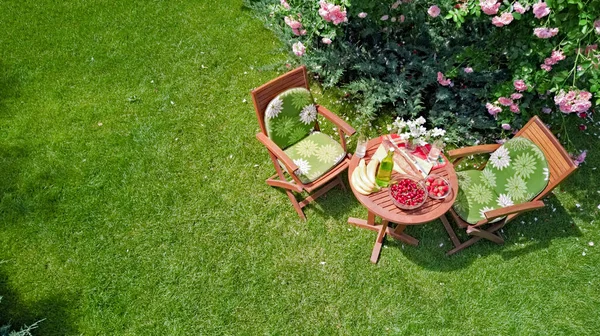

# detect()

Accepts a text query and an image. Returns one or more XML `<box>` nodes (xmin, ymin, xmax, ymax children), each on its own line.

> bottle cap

<box><xmin>389</xmin><ymin>148</ymin><xmax>395</xmax><ymax>152</ymax></box>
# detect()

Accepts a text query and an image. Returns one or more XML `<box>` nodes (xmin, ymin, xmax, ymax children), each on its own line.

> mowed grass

<box><xmin>0</xmin><ymin>1</ymin><xmax>599</xmax><ymax>334</ymax></box>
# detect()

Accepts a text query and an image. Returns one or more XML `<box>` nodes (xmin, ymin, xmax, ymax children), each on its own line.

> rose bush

<box><xmin>246</xmin><ymin>0</ymin><xmax>599</xmax><ymax>152</ymax></box>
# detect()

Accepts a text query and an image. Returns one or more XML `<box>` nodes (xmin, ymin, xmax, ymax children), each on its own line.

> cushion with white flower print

<box><xmin>264</xmin><ymin>87</ymin><xmax>318</xmax><ymax>149</ymax></box>
<box><xmin>283</xmin><ymin>132</ymin><xmax>346</xmax><ymax>184</ymax></box>
<box><xmin>453</xmin><ymin>137</ymin><xmax>549</xmax><ymax>224</ymax></box>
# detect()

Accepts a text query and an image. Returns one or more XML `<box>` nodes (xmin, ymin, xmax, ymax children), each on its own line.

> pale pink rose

<box><xmin>498</xmin><ymin>97</ymin><xmax>513</xmax><ymax>106</ymax></box>
<box><xmin>573</xmin><ymin>100</ymin><xmax>592</xmax><ymax>113</ymax></box>
<box><xmin>284</xmin><ymin>16</ymin><xmax>302</xmax><ymax>30</ymax></box>
<box><xmin>565</xmin><ymin>91</ymin><xmax>577</xmax><ymax>101</ymax></box>
<box><xmin>541</xmin><ymin>64</ymin><xmax>552</xmax><ymax>71</ymax></box>
<box><xmin>534</xmin><ymin>27</ymin><xmax>559</xmax><ymax>38</ymax></box>
<box><xmin>319</xmin><ymin>1</ymin><xmax>348</xmax><ymax>25</ymax></box>
<box><xmin>579</xmin><ymin>91</ymin><xmax>592</xmax><ymax>100</ymax></box>
<box><xmin>492</xmin><ymin>12</ymin><xmax>514</xmax><ymax>27</ymax></box>
<box><xmin>428</xmin><ymin>5</ymin><xmax>441</xmax><ymax>18</ymax></box>
<box><xmin>292</xmin><ymin>41</ymin><xmax>305</xmax><ymax>56</ymax></box>
<box><xmin>437</xmin><ymin>72</ymin><xmax>452</xmax><ymax>86</ymax></box>
<box><xmin>571</xmin><ymin>150</ymin><xmax>587</xmax><ymax>166</ymax></box>
<box><xmin>486</xmin><ymin>103</ymin><xmax>502</xmax><ymax>116</ymax></box>
<box><xmin>533</xmin><ymin>2</ymin><xmax>551</xmax><ymax>19</ymax></box>
<box><xmin>358</xmin><ymin>12</ymin><xmax>368</xmax><ymax>18</ymax></box>
<box><xmin>464</xmin><ymin>67</ymin><xmax>474</xmax><ymax>73</ymax></box>
<box><xmin>480</xmin><ymin>0</ymin><xmax>501</xmax><ymax>15</ymax></box>
<box><xmin>510</xmin><ymin>104</ymin><xmax>520</xmax><ymax>113</ymax></box>
<box><xmin>293</xmin><ymin>28</ymin><xmax>307</xmax><ymax>36</ymax></box>
<box><xmin>514</xmin><ymin>80</ymin><xmax>527</xmax><ymax>92</ymax></box>
<box><xmin>322</xmin><ymin>37</ymin><xmax>332</xmax><ymax>44</ymax></box>
<box><xmin>544</xmin><ymin>58</ymin><xmax>556</xmax><ymax>66</ymax></box>
<box><xmin>501</xmin><ymin>123</ymin><xmax>511</xmax><ymax>130</ymax></box>
<box><xmin>399</xmin><ymin>15</ymin><xmax>405</xmax><ymax>22</ymax></box>
<box><xmin>391</xmin><ymin>0</ymin><xmax>402</xmax><ymax>9</ymax></box>
<box><xmin>595</xmin><ymin>20</ymin><xmax>600</xmax><ymax>34</ymax></box>
<box><xmin>280</xmin><ymin>0</ymin><xmax>291</xmax><ymax>10</ymax></box>
<box><xmin>513</xmin><ymin>2</ymin><xmax>526</xmax><ymax>14</ymax></box>
<box><xmin>542</xmin><ymin>107</ymin><xmax>552</xmax><ymax>114</ymax></box>
<box><xmin>511</xmin><ymin>93</ymin><xmax>523</xmax><ymax>100</ymax></box>
<box><xmin>381</xmin><ymin>15</ymin><xmax>389</xmax><ymax>21</ymax></box>
<box><xmin>551</xmin><ymin>50</ymin><xmax>566</xmax><ymax>62</ymax></box>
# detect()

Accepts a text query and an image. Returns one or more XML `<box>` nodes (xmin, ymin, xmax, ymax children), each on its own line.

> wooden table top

<box><xmin>348</xmin><ymin>136</ymin><xmax>458</xmax><ymax>225</ymax></box>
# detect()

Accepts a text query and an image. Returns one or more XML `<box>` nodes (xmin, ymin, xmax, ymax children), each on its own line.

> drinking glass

<box><xmin>355</xmin><ymin>133</ymin><xmax>368</xmax><ymax>158</ymax></box>
<box><xmin>428</xmin><ymin>139</ymin><xmax>445</xmax><ymax>162</ymax></box>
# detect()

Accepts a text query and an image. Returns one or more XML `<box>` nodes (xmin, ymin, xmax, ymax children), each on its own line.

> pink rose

<box><xmin>492</xmin><ymin>12</ymin><xmax>514</xmax><ymax>27</ymax></box>
<box><xmin>284</xmin><ymin>16</ymin><xmax>302</xmax><ymax>30</ymax></box>
<box><xmin>514</xmin><ymin>80</ymin><xmax>528</xmax><ymax>92</ymax></box>
<box><xmin>399</xmin><ymin>15</ymin><xmax>405</xmax><ymax>22</ymax></box>
<box><xmin>358</xmin><ymin>12</ymin><xmax>368</xmax><ymax>18</ymax></box>
<box><xmin>573</xmin><ymin>100</ymin><xmax>592</xmax><ymax>113</ymax></box>
<box><xmin>595</xmin><ymin>20</ymin><xmax>600</xmax><ymax>35</ymax></box>
<box><xmin>510</xmin><ymin>104</ymin><xmax>520</xmax><ymax>113</ymax></box>
<box><xmin>551</xmin><ymin>50</ymin><xmax>566</xmax><ymax>62</ymax></box>
<box><xmin>486</xmin><ymin>103</ymin><xmax>502</xmax><ymax>116</ymax></box>
<box><xmin>533</xmin><ymin>2</ymin><xmax>551</xmax><ymax>19</ymax></box>
<box><xmin>322</xmin><ymin>37</ymin><xmax>332</xmax><ymax>44</ymax></box>
<box><xmin>579</xmin><ymin>91</ymin><xmax>592</xmax><ymax>100</ymax></box>
<box><xmin>498</xmin><ymin>97</ymin><xmax>513</xmax><ymax>106</ymax></box>
<box><xmin>513</xmin><ymin>2</ymin><xmax>526</xmax><ymax>14</ymax></box>
<box><xmin>544</xmin><ymin>58</ymin><xmax>556</xmax><ymax>66</ymax></box>
<box><xmin>511</xmin><ymin>93</ymin><xmax>523</xmax><ymax>100</ymax></box>
<box><xmin>480</xmin><ymin>0</ymin><xmax>501</xmax><ymax>15</ymax></box>
<box><xmin>464</xmin><ymin>67</ymin><xmax>473</xmax><ymax>73</ymax></box>
<box><xmin>280</xmin><ymin>0</ymin><xmax>291</xmax><ymax>10</ymax></box>
<box><xmin>572</xmin><ymin>150</ymin><xmax>587</xmax><ymax>166</ymax></box>
<box><xmin>534</xmin><ymin>27</ymin><xmax>559</xmax><ymax>39</ymax></box>
<box><xmin>319</xmin><ymin>1</ymin><xmax>348</xmax><ymax>25</ymax></box>
<box><xmin>381</xmin><ymin>15</ymin><xmax>389</xmax><ymax>21</ymax></box>
<box><xmin>391</xmin><ymin>0</ymin><xmax>402</xmax><ymax>9</ymax></box>
<box><xmin>437</xmin><ymin>72</ymin><xmax>452</xmax><ymax>86</ymax></box>
<box><xmin>501</xmin><ymin>123</ymin><xmax>511</xmax><ymax>130</ymax></box>
<box><xmin>541</xmin><ymin>64</ymin><xmax>552</xmax><ymax>71</ymax></box>
<box><xmin>292</xmin><ymin>41</ymin><xmax>305</xmax><ymax>56</ymax></box>
<box><xmin>428</xmin><ymin>5</ymin><xmax>441</xmax><ymax>18</ymax></box>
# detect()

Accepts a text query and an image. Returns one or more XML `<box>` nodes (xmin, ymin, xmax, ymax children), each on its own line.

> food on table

<box><xmin>425</xmin><ymin>175</ymin><xmax>450</xmax><ymax>198</ymax></box>
<box><xmin>366</xmin><ymin>158</ymin><xmax>379</xmax><ymax>185</ymax></box>
<box><xmin>390</xmin><ymin>178</ymin><xmax>426</xmax><ymax>208</ymax></box>
<box><xmin>351</xmin><ymin>159</ymin><xmax>380</xmax><ymax>195</ymax></box>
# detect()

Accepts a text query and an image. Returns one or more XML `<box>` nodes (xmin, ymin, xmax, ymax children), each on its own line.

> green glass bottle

<box><xmin>376</xmin><ymin>148</ymin><xmax>395</xmax><ymax>187</ymax></box>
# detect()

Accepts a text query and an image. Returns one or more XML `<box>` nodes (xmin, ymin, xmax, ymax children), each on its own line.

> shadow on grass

<box><xmin>393</xmin><ymin>193</ymin><xmax>582</xmax><ymax>271</ymax></box>
<box><xmin>0</xmin><ymin>60</ymin><xmax>21</xmax><ymax>115</ymax></box>
<box><xmin>0</xmin><ymin>267</ymin><xmax>79</xmax><ymax>335</ymax></box>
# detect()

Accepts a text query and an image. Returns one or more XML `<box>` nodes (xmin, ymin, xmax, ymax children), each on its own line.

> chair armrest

<box><xmin>256</xmin><ymin>133</ymin><xmax>299</xmax><ymax>174</ymax></box>
<box><xmin>316</xmin><ymin>105</ymin><xmax>356</xmax><ymax>136</ymax></box>
<box><xmin>448</xmin><ymin>144</ymin><xmax>501</xmax><ymax>159</ymax></box>
<box><xmin>483</xmin><ymin>200</ymin><xmax>545</xmax><ymax>222</ymax></box>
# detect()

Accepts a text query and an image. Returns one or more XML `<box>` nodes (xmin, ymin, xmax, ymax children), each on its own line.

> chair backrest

<box><xmin>251</xmin><ymin>66</ymin><xmax>310</xmax><ymax>136</ymax></box>
<box><xmin>514</xmin><ymin>116</ymin><xmax>578</xmax><ymax>200</ymax></box>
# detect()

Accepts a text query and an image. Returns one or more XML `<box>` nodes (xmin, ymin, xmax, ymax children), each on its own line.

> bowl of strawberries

<box><xmin>389</xmin><ymin>175</ymin><xmax>428</xmax><ymax>210</ymax></box>
<box><xmin>425</xmin><ymin>174</ymin><xmax>451</xmax><ymax>200</ymax></box>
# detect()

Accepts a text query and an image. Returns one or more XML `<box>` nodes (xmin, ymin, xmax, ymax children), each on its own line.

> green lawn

<box><xmin>1</xmin><ymin>1</ymin><xmax>599</xmax><ymax>334</ymax></box>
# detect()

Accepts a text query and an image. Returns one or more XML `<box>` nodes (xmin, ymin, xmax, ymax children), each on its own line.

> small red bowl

<box><xmin>389</xmin><ymin>174</ymin><xmax>428</xmax><ymax>210</ymax></box>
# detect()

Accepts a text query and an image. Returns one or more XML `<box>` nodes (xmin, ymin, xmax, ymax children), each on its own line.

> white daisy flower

<box><xmin>299</xmin><ymin>104</ymin><xmax>317</xmax><ymax>125</ymax></box>
<box><xmin>266</xmin><ymin>97</ymin><xmax>283</xmax><ymax>119</ymax></box>
<box><xmin>497</xmin><ymin>194</ymin><xmax>514</xmax><ymax>207</ymax></box>
<box><xmin>479</xmin><ymin>206</ymin><xmax>495</xmax><ymax>219</ymax></box>
<box><xmin>481</xmin><ymin>169</ymin><xmax>497</xmax><ymax>188</ymax></box>
<box><xmin>489</xmin><ymin>146</ymin><xmax>511</xmax><ymax>170</ymax></box>
<box><xmin>513</xmin><ymin>152</ymin><xmax>537</xmax><ymax>179</ymax></box>
<box><xmin>295</xmin><ymin>140</ymin><xmax>318</xmax><ymax>157</ymax></box>
<box><xmin>468</xmin><ymin>184</ymin><xmax>493</xmax><ymax>204</ymax></box>
<box><xmin>505</xmin><ymin>175</ymin><xmax>527</xmax><ymax>201</ymax></box>
<box><xmin>293</xmin><ymin>158</ymin><xmax>311</xmax><ymax>176</ymax></box>
<box><xmin>543</xmin><ymin>167</ymin><xmax>550</xmax><ymax>181</ymax></box>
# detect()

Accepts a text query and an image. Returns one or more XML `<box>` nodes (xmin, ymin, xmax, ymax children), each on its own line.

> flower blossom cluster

<box><xmin>437</xmin><ymin>72</ymin><xmax>452</xmax><ymax>86</ymax></box>
<box><xmin>554</xmin><ymin>90</ymin><xmax>592</xmax><ymax>114</ymax></box>
<box><xmin>532</xmin><ymin>1</ymin><xmax>550</xmax><ymax>19</ymax></box>
<box><xmin>534</xmin><ymin>27</ymin><xmax>559</xmax><ymax>38</ymax></box>
<box><xmin>318</xmin><ymin>0</ymin><xmax>347</xmax><ymax>25</ymax></box>
<box><xmin>284</xmin><ymin>16</ymin><xmax>306</xmax><ymax>36</ymax></box>
<box><xmin>514</xmin><ymin>80</ymin><xmax>528</xmax><ymax>92</ymax></box>
<box><xmin>513</xmin><ymin>2</ymin><xmax>527</xmax><ymax>14</ymax></box>
<box><xmin>292</xmin><ymin>41</ymin><xmax>305</xmax><ymax>57</ymax></box>
<box><xmin>280</xmin><ymin>0</ymin><xmax>290</xmax><ymax>10</ymax></box>
<box><xmin>492</xmin><ymin>12</ymin><xmax>513</xmax><ymax>27</ymax></box>
<box><xmin>486</xmin><ymin>80</ymin><xmax>529</xmax><ymax>117</ymax></box>
<box><xmin>540</xmin><ymin>50</ymin><xmax>565</xmax><ymax>72</ymax></box>
<box><xmin>428</xmin><ymin>5</ymin><xmax>441</xmax><ymax>18</ymax></box>
<box><xmin>571</xmin><ymin>150</ymin><xmax>587</xmax><ymax>166</ymax></box>
<box><xmin>392</xmin><ymin>116</ymin><xmax>446</xmax><ymax>145</ymax></box>
<box><xmin>480</xmin><ymin>0</ymin><xmax>501</xmax><ymax>15</ymax></box>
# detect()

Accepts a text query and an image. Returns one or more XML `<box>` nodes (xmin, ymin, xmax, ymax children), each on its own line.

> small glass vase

<box><xmin>404</xmin><ymin>138</ymin><xmax>417</xmax><ymax>152</ymax></box>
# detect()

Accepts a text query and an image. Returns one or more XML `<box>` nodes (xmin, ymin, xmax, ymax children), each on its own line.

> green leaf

<box><xmin>579</xmin><ymin>19</ymin><xmax>588</xmax><ymax>26</ymax></box>
<box><xmin>513</xmin><ymin>12</ymin><xmax>521</xmax><ymax>20</ymax></box>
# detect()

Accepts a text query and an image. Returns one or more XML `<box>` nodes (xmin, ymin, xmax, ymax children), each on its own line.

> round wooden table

<box><xmin>348</xmin><ymin>136</ymin><xmax>459</xmax><ymax>263</ymax></box>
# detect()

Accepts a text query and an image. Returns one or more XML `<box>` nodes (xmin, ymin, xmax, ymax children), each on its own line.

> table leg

<box><xmin>370</xmin><ymin>220</ymin><xmax>389</xmax><ymax>264</ymax></box>
<box><xmin>387</xmin><ymin>224</ymin><xmax>419</xmax><ymax>246</ymax></box>
<box><xmin>347</xmin><ymin>210</ymin><xmax>378</xmax><ymax>231</ymax></box>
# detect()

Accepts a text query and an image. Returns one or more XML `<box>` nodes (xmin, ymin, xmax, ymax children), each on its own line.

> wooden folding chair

<box><xmin>442</xmin><ymin>116</ymin><xmax>578</xmax><ymax>255</ymax></box>
<box><xmin>251</xmin><ymin>66</ymin><xmax>356</xmax><ymax>220</ymax></box>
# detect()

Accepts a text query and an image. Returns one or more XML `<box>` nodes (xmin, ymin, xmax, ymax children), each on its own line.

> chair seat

<box><xmin>453</xmin><ymin>137</ymin><xmax>550</xmax><ymax>224</ymax></box>
<box><xmin>283</xmin><ymin>132</ymin><xmax>346</xmax><ymax>184</ymax></box>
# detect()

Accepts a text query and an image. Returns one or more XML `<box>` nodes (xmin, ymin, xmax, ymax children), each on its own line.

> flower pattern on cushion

<box><xmin>283</xmin><ymin>131</ymin><xmax>345</xmax><ymax>184</ymax></box>
<box><xmin>452</xmin><ymin>137</ymin><xmax>550</xmax><ymax>224</ymax></box>
<box><xmin>264</xmin><ymin>87</ymin><xmax>318</xmax><ymax>149</ymax></box>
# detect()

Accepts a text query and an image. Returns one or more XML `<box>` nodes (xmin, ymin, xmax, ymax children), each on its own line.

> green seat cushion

<box><xmin>264</xmin><ymin>87</ymin><xmax>317</xmax><ymax>149</ymax></box>
<box><xmin>283</xmin><ymin>132</ymin><xmax>346</xmax><ymax>184</ymax></box>
<box><xmin>453</xmin><ymin>137</ymin><xmax>549</xmax><ymax>224</ymax></box>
